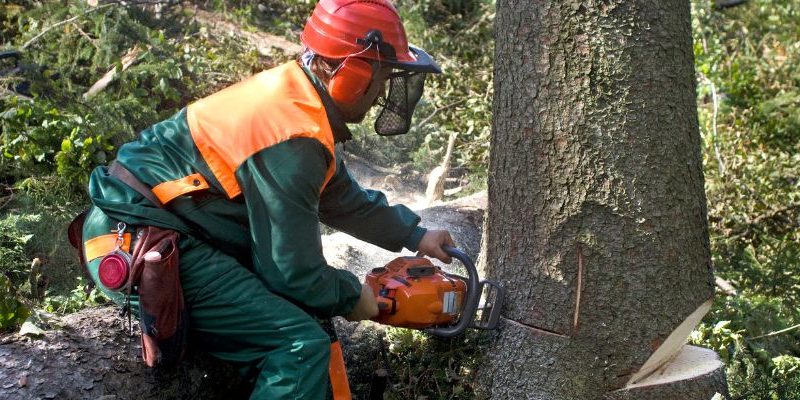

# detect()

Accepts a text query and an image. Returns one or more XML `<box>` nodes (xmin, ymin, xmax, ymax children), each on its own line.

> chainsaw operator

<box><xmin>76</xmin><ymin>0</ymin><xmax>453</xmax><ymax>398</ymax></box>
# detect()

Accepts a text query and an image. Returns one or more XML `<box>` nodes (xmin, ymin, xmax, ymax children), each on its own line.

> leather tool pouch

<box><xmin>128</xmin><ymin>225</ymin><xmax>188</xmax><ymax>368</ymax></box>
<box><xmin>67</xmin><ymin>161</ymin><xmax>188</xmax><ymax>368</ymax></box>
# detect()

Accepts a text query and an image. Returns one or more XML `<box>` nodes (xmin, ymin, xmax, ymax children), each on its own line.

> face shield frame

<box><xmin>373</xmin><ymin>69</ymin><xmax>429</xmax><ymax>136</ymax></box>
<box><xmin>370</xmin><ymin>44</ymin><xmax>440</xmax><ymax>136</ymax></box>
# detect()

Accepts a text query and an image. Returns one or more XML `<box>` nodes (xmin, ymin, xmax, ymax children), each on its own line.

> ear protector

<box><xmin>328</xmin><ymin>29</ymin><xmax>391</xmax><ymax>106</ymax></box>
<box><xmin>328</xmin><ymin>57</ymin><xmax>374</xmax><ymax>106</ymax></box>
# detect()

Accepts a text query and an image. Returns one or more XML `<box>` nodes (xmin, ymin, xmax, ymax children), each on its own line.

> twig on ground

<box><xmin>698</xmin><ymin>74</ymin><xmax>726</xmax><ymax>177</ymax></box>
<box><xmin>71</xmin><ymin>22</ymin><xmax>100</xmax><ymax>50</ymax></box>
<box><xmin>412</xmin><ymin>99</ymin><xmax>467</xmax><ymax>131</ymax></box>
<box><xmin>83</xmin><ymin>45</ymin><xmax>145</xmax><ymax>99</ymax></box>
<box><xmin>21</xmin><ymin>4</ymin><xmax>115</xmax><ymax>50</ymax></box>
<box><xmin>0</xmin><ymin>184</ymin><xmax>13</xmax><ymax>211</ymax></box>
<box><xmin>714</xmin><ymin>276</ymin><xmax>737</xmax><ymax>296</ymax></box>
<box><xmin>747</xmin><ymin>323</ymin><xmax>800</xmax><ymax>341</ymax></box>
<box><xmin>749</xmin><ymin>202</ymin><xmax>800</xmax><ymax>226</ymax></box>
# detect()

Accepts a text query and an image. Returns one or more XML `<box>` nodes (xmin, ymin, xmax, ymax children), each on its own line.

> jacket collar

<box><xmin>299</xmin><ymin>62</ymin><xmax>353</xmax><ymax>144</ymax></box>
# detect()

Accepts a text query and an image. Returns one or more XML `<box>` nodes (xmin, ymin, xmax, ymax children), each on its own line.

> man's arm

<box><xmin>319</xmin><ymin>157</ymin><xmax>426</xmax><ymax>251</ymax></box>
<box><xmin>235</xmin><ymin>138</ymin><xmax>361</xmax><ymax>318</ymax></box>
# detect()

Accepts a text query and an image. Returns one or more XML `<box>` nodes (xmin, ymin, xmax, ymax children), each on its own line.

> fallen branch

<box><xmin>71</xmin><ymin>22</ymin><xmax>100</xmax><ymax>50</ymax></box>
<box><xmin>714</xmin><ymin>276</ymin><xmax>737</xmax><ymax>296</ymax></box>
<box><xmin>728</xmin><ymin>202</ymin><xmax>800</xmax><ymax>240</ymax></box>
<box><xmin>83</xmin><ymin>46</ymin><xmax>145</xmax><ymax>99</ymax></box>
<box><xmin>749</xmin><ymin>202</ymin><xmax>800</xmax><ymax>226</ymax></box>
<box><xmin>341</xmin><ymin>152</ymin><xmax>401</xmax><ymax>175</ymax></box>
<box><xmin>191</xmin><ymin>8</ymin><xmax>302</xmax><ymax>56</ymax></box>
<box><xmin>747</xmin><ymin>323</ymin><xmax>800</xmax><ymax>341</ymax></box>
<box><xmin>21</xmin><ymin>4</ymin><xmax>115</xmax><ymax>50</ymax></box>
<box><xmin>412</xmin><ymin>99</ymin><xmax>467</xmax><ymax>131</ymax></box>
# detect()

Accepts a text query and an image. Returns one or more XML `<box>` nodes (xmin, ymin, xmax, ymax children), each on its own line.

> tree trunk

<box><xmin>477</xmin><ymin>1</ymin><xmax>727</xmax><ymax>399</ymax></box>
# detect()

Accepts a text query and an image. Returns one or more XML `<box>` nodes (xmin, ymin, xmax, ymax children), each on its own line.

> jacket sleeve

<box><xmin>319</xmin><ymin>156</ymin><xmax>426</xmax><ymax>252</ymax></box>
<box><xmin>235</xmin><ymin>138</ymin><xmax>361</xmax><ymax>318</ymax></box>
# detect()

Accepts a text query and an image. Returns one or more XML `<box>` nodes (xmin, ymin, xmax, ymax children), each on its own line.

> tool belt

<box><xmin>68</xmin><ymin>161</ymin><xmax>188</xmax><ymax>368</ymax></box>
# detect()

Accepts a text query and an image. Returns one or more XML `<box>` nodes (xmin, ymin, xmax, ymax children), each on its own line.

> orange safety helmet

<box><xmin>301</xmin><ymin>0</ymin><xmax>441</xmax><ymax>73</ymax></box>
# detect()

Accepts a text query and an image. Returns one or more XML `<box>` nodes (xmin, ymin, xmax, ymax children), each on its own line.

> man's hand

<box><xmin>417</xmin><ymin>230</ymin><xmax>456</xmax><ymax>263</ymax></box>
<box><xmin>344</xmin><ymin>284</ymin><xmax>379</xmax><ymax>322</ymax></box>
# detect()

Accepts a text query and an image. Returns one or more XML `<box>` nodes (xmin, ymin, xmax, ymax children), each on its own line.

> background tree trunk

<box><xmin>477</xmin><ymin>1</ymin><xmax>727</xmax><ymax>398</ymax></box>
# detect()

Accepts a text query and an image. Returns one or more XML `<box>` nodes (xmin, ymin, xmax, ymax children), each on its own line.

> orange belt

<box><xmin>84</xmin><ymin>233</ymin><xmax>132</xmax><ymax>262</ymax></box>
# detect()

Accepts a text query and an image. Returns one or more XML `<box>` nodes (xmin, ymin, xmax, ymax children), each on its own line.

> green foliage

<box><xmin>42</xmin><ymin>277</ymin><xmax>108</xmax><ymax>315</ymax></box>
<box><xmin>0</xmin><ymin>96</ymin><xmax>109</xmax><ymax>184</ymax></box>
<box><xmin>0</xmin><ymin>182</ymin><xmax>106</xmax><ymax>330</ymax></box>
<box><xmin>382</xmin><ymin>327</ymin><xmax>491</xmax><ymax>399</ymax></box>
<box><xmin>343</xmin><ymin>0</ymin><xmax>494</xmax><ymax>186</ymax></box>
<box><xmin>693</xmin><ymin>0</ymin><xmax>800</xmax><ymax>397</ymax></box>
<box><xmin>1</xmin><ymin>1</ymin><xmax>261</xmax><ymax>187</ymax></box>
<box><xmin>0</xmin><ymin>212</ymin><xmax>39</xmax><ymax>281</ymax></box>
<box><xmin>0</xmin><ymin>274</ymin><xmax>30</xmax><ymax>332</ymax></box>
<box><xmin>0</xmin><ymin>212</ymin><xmax>37</xmax><ymax>331</ymax></box>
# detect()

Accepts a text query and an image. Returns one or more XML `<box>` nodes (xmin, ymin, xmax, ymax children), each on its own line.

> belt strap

<box><xmin>85</xmin><ymin>232</ymin><xmax>132</xmax><ymax>261</ymax></box>
<box><xmin>108</xmin><ymin>161</ymin><xmax>164</xmax><ymax>208</ymax></box>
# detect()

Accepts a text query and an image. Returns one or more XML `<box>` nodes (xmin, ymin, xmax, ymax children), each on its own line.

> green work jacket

<box><xmin>87</xmin><ymin>61</ymin><xmax>425</xmax><ymax>318</ymax></box>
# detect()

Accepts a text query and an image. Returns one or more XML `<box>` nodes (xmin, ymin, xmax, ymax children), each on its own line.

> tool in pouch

<box><xmin>366</xmin><ymin>246</ymin><xmax>504</xmax><ymax>337</ymax></box>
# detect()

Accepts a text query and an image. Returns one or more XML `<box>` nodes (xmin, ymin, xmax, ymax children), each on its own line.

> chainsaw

<box><xmin>365</xmin><ymin>246</ymin><xmax>504</xmax><ymax>337</ymax></box>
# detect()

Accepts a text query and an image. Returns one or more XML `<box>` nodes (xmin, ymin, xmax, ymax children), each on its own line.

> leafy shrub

<box><xmin>0</xmin><ymin>212</ymin><xmax>39</xmax><ymax>281</ymax></box>
<box><xmin>0</xmin><ymin>274</ymin><xmax>30</xmax><ymax>332</ymax></box>
<box><xmin>382</xmin><ymin>327</ymin><xmax>491</xmax><ymax>400</ymax></box>
<box><xmin>1</xmin><ymin>1</ymin><xmax>261</xmax><ymax>187</ymax></box>
<box><xmin>693</xmin><ymin>0</ymin><xmax>800</xmax><ymax>396</ymax></box>
<box><xmin>42</xmin><ymin>277</ymin><xmax>108</xmax><ymax>315</ymax></box>
<box><xmin>0</xmin><ymin>96</ymin><xmax>109</xmax><ymax>185</ymax></box>
<box><xmin>0</xmin><ymin>212</ymin><xmax>38</xmax><ymax>331</ymax></box>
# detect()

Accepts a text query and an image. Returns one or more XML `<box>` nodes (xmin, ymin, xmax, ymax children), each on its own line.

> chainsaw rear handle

<box><xmin>425</xmin><ymin>246</ymin><xmax>481</xmax><ymax>338</ymax></box>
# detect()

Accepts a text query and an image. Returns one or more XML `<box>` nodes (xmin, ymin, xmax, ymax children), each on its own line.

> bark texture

<box><xmin>478</xmin><ymin>0</ymin><xmax>716</xmax><ymax>398</ymax></box>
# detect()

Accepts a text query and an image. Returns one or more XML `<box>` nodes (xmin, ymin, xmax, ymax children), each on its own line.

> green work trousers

<box><xmin>83</xmin><ymin>207</ymin><xmax>331</xmax><ymax>399</ymax></box>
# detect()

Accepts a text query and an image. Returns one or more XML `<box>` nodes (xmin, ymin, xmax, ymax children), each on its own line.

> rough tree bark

<box><xmin>477</xmin><ymin>1</ymin><xmax>727</xmax><ymax>399</ymax></box>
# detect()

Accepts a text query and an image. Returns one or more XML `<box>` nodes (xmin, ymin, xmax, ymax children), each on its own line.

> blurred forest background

<box><xmin>0</xmin><ymin>1</ymin><xmax>797</xmax><ymax>399</ymax></box>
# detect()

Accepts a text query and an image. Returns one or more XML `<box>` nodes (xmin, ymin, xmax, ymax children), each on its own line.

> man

<box><xmin>79</xmin><ymin>0</ymin><xmax>454</xmax><ymax>398</ymax></box>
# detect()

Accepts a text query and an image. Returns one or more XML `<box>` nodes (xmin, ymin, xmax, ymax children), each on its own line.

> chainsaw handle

<box><xmin>425</xmin><ymin>246</ymin><xmax>481</xmax><ymax>338</ymax></box>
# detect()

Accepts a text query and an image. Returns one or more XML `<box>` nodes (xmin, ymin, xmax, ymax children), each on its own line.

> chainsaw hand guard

<box><xmin>424</xmin><ymin>247</ymin><xmax>481</xmax><ymax>337</ymax></box>
<box><xmin>366</xmin><ymin>246</ymin><xmax>505</xmax><ymax>338</ymax></box>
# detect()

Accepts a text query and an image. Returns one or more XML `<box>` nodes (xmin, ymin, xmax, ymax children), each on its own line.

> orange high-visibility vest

<box><xmin>186</xmin><ymin>62</ymin><xmax>337</xmax><ymax>199</ymax></box>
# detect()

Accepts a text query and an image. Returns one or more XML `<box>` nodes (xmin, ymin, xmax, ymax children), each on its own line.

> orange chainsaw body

<box><xmin>366</xmin><ymin>256</ymin><xmax>467</xmax><ymax>329</ymax></box>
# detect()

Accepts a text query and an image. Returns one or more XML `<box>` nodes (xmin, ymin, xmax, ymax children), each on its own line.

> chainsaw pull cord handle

<box><xmin>425</xmin><ymin>246</ymin><xmax>481</xmax><ymax>338</ymax></box>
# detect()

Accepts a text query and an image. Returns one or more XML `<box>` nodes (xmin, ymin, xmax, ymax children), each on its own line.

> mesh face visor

<box><xmin>374</xmin><ymin>71</ymin><xmax>427</xmax><ymax>136</ymax></box>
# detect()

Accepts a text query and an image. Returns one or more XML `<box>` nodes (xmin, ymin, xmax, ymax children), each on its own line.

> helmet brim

<box><xmin>384</xmin><ymin>45</ymin><xmax>442</xmax><ymax>74</ymax></box>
